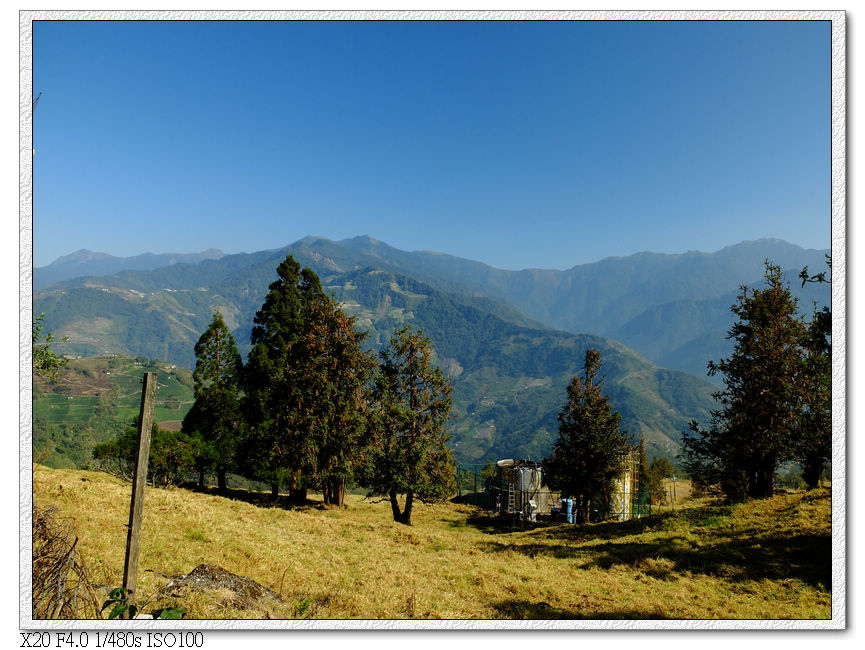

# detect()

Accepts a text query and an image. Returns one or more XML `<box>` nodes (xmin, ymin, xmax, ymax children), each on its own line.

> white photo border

<box><xmin>19</xmin><ymin>8</ymin><xmax>847</xmax><ymax>631</ymax></box>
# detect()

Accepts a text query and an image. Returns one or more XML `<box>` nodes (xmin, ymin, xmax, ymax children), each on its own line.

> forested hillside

<box><xmin>34</xmin><ymin>268</ymin><xmax>716</xmax><ymax>465</ymax></box>
<box><xmin>34</xmin><ymin>236</ymin><xmax>827</xmax><ymax>464</ymax></box>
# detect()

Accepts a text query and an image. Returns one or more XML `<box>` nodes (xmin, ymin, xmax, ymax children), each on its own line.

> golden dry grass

<box><xmin>32</xmin><ymin>465</ymin><xmax>831</xmax><ymax>620</ymax></box>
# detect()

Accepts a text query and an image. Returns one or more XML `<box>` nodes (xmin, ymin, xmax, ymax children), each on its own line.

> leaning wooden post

<box><xmin>122</xmin><ymin>372</ymin><xmax>158</xmax><ymax>618</ymax></box>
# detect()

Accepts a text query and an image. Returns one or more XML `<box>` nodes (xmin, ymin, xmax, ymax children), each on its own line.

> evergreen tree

<box><xmin>291</xmin><ymin>273</ymin><xmax>375</xmax><ymax>507</ymax></box>
<box><xmin>242</xmin><ymin>256</ymin><xmax>307</xmax><ymax>497</ymax></box>
<box><xmin>183</xmin><ymin>312</ymin><xmax>243</xmax><ymax>493</ymax></box>
<box><xmin>543</xmin><ymin>349</ymin><xmax>631</xmax><ymax>523</ymax></box>
<box><xmin>364</xmin><ymin>326</ymin><xmax>456</xmax><ymax>526</ymax></box>
<box><xmin>242</xmin><ymin>255</ymin><xmax>374</xmax><ymax>504</ymax></box>
<box><xmin>796</xmin><ymin>258</ymin><xmax>831</xmax><ymax>488</ymax></box>
<box><xmin>682</xmin><ymin>262</ymin><xmax>806</xmax><ymax>501</ymax></box>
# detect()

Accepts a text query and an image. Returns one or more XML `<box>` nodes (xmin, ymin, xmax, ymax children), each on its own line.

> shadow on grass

<box><xmin>461</xmin><ymin>508</ymin><xmax>666</xmax><ymax>538</ymax></box>
<box><xmin>188</xmin><ymin>484</ymin><xmax>318</xmax><ymax>511</ymax></box>
<box><xmin>492</xmin><ymin>600</ymin><xmax>672</xmax><ymax>620</ymax></box>
<box><xmin>478</xmin><ymin>527</ymin><xmax>830</xmax><ymax>591</ymax></box>
<box><xmin>583</xmin><ymin>530</ymin><xmax>831</xmax><ymax>590</ymax></box>
<box><xmin>470</xmin><ymin>497</ymin><xmax>831</xmax><ymax>592</ymax></box>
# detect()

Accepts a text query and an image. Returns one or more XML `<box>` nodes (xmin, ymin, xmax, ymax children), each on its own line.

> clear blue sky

<box><xmin>32</xmin><ymin>19</ymin><xmax>831</xmax><ymax>270</ymax></box>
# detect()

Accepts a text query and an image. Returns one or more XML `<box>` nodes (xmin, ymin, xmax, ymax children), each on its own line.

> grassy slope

<box><xmin>33</xmin><ymin>466</ymin><xmax>831</xmax><ymax>620</ymax></box>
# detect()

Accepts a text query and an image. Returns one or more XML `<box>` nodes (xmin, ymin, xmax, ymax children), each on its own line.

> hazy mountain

<box><xmin>608</xmin><ymin>273</ymin><xmax>830</xmax><ymax>383</ymax></box>
<box><xmin>34</xmin><ymin>235</ymin><xmax>829</xmax><ymax>461</ymax></box>
<box><xmin>34</xmin><ymin>248</ymin><xmax>226</xmax><ymax>291</ymax></box>
<box><xmin>34</xmin><ymin>256</ymin><xmax>717</xmax><ymax>463</ymax></box>
<box><xmin>336</xmin><ymin>235</ymin><xmax>829</xmax><ymax>334</ymax></box>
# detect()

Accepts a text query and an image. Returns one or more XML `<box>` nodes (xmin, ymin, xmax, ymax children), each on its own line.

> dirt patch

<box><xmin>161</xmin><ymin>564</ymin><xmax>282</xmax><ymax>611</ymax></box>
<box><xmin>36</xmin><ymin>365</ymin><xmax>111</xmax><ymax>396</ymax></box>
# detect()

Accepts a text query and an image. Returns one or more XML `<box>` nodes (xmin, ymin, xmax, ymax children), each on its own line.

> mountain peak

<box><xmin>48</xmin><ymin>249</ymin><xmax>116</xmax><ymax>266</ymax></box>
<box><xmin>339</xmin><ymin>234</ymin><xmax>382</xmax><ymax>247</ymax></box>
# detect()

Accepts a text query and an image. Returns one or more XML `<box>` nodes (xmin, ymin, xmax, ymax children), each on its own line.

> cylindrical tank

<box><xmin>563</xmin><ymin>498</ymin><xmax>573</xmax><ymax>524</ymax></box>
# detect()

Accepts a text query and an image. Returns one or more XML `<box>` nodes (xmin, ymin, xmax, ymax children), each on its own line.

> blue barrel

<box><xmin>563</xmin><ymin>498</ymin><xmax>573</xmax><ymax>524</ymax></box>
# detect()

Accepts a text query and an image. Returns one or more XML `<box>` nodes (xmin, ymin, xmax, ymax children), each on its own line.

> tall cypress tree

<box><xmin>242</xmin><ymin>255</ymin><xmax>306</xmax><ymax>496</ymax></box>
<box><xmin>682</xmin><ymin>262</ymin><xmax>807</xmax><ymax>500</ymax></box>
<box><xmin>544</xmin><ymin>348</ymin><xmax>631</xmax><ymax>524</ymax></box>
<box><xmin>292</xmin><ymin>270</ymin><xmax>374</xmax><ymax>506</ymax></box>
<box><xmin>242</xmin><ymin>256</ymin><xmax>373</xmax><ymax>503</ymax></box>
<box><xmin>183</xmin><ymin>311</ymin><xmax>243</xmax><ymax>493</ymax></box>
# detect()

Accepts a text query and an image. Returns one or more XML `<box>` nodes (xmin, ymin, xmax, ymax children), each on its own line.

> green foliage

<box><xmin>295</xmin><ymin>597</ymin><xmax>314</xmax><ymax>617</ymax></box>
<box><xmin>183</xmin><ymin>312</ymin><xmax>244</xmax><ymax>492</ymax></box>
<box><xmin>92</xmin><ymin>418</ymin><xmax>204</xmax><ymax>486</ymax></box>
<box><xmin>241</xmin><ymin>256</ymin><xmax>374</xmax><ymax>504</ymax></box>
<box><xmin>101</xmin><ymin>587</ymin><xmax>186</xmax><ymax>620</ymax></box>
<box><xmin>795</xmin><ymin>257</ymin><xmax>831</xmax><ymax>489</ymax></box>
<box><xmin>650</xmin><ymin>456</ymin><xmax>675</xmax><ymax>479</ymax></box>
<box><xmin>33</xmin><ymin>313</ymin><xmax>68</xmax><ymax>381</ymax></box>
<box><xmin>364</xmin><ymin>325</ymin><xmax>456</xmax><ymax>525</ymax></box>
<box><xmin>639</xmin><ymin>455</ymin><xmax>675</xmax><ymax>504</ymax></box>
<box><xmin>681</xmin><ymin>261</ymin><xmax>816</xmax><ymax>501</ymax></box>
<box><xmin>544</xmin><ymin>349</ymin><xmax>632</xmax><ymax>523</ymax></box>
<box><xmin>102</xmin><ymin>587</ymin><xmax>137</xmax><ymax>620</ymax></box>
<box><xmin>150</xmin><ymin>606</ymin><xmax>188</xmax><ymax>619</ymax></box>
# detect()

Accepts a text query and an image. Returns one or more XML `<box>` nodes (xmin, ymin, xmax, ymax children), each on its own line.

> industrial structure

<box><xmin>480</xmin><ymin>452</ymin><xmax>647</xmax><ymax>523</ymax></box>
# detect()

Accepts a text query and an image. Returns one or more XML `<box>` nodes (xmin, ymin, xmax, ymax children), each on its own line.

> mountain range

<box><xmin>34</xmin><ymin>248</ymin><xmax>226</xmax><ymax>291</ymax></box>
<box><xmin>33</xmin><ymin>236</ymin><xmax>830</xmax><ymax>464</ymax></box>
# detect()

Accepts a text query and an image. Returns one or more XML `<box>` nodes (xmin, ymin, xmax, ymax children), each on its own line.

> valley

<box><xmin>32</xmin><ymin>236</ymin><xmax>829</xmax><ymax>467</ymax></box>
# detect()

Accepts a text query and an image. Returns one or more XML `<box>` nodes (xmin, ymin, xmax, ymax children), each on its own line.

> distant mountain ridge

<box><xmin>34</xmin><ymin>260</ymin><xmax>717</xmax><ymax>462</ymax></box>
<box><xmin>33</xmin><ymin>235</ymin><xmax>829</xmax><ymax>461</ymax></box>
<box><xmin>34</xmin><ymin>248</ymin><xmax>226</xmax><ymax>291</ymax></box>
<box><xmin>334</xmin><ymin>235</ymin><xmax>828</xmax><ymax>333</ymax></box>
<box><xmin>36</xmin><ymin>236</ymin><xmax>830</xmax><ymax>384</ymax></box>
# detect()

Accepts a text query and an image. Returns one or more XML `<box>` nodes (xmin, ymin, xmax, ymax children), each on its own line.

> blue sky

<box><xmin>32</xmin><ymin>19</ymin><xmax>831</xmax><ymax>270</ymax></box>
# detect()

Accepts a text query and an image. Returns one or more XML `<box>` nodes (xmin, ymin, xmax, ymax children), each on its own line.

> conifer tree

<box><xmin>291</xmin><ymin>272</ymin><xmax>375</xmax><ymax>506</ymax></box>
<box><xmin>796</xmin><ymin>258</ymin><xmax>831</xmax><ymax>488</ymax></box>
<box><xmin>242</xmin><ymin>256</ymin><xmax>306</xmax><ymax>496</ymax></box>
<box><xmin>682</xmin><ymin>262</ymin><xmax>807</xmax><ymax>500</ymax></box>
<box><xmin>183</xmin><ymin>311</ymin><xmax>243</xmax><ymax>493</ymax></box>
<box><xmin>544</xmin><ymin>348</ymin><xmax>631</xmax><ymax>523</ymax></box>
<box><xmin>364</xmin><ymin>326</ymin><xmax>455</xmax><ymax>526</ymax></box>
<box><xmin>242</xmin><ymin>256</ymin><xmax>373</xmax><ymax>504</ymax></box>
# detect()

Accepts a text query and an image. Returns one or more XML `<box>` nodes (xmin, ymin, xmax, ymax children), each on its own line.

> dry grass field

<box><xmin>31</xmin><ymin>465</ymin><xmax>831</xmax><ymax>621</ymax></box>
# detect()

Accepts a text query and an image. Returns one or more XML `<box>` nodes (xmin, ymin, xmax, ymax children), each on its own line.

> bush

<box><xmin>92</xmin><ymin>419</ymin><xmax>204</xmax><ymax>486</ymax></box>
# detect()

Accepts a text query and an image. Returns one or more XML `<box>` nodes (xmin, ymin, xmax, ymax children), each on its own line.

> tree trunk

<box><xmin>289</xmin><ymin>487</ymin><xmax>307</xmax><ymax>501</ymax></box>
<box><xmin>217</xmin><ymin>469</ymin><xmax>227</xmax><ymax>494</ymax></box>
<box><xmin>323</xmin><ymin>479</ymin><xmax>344</xmax><ymax>507</ymax></box>
<box><xmin>801</xmin><ymin>459</ymin><xmax>824</xmax><ymax>490</ymax></box>
<box><xmin>389</xmin><ymin>489</ymin><xmax>402</xmax><ymax>522</ymax></box>
<box><xmin>399</xmin><ymin>491</ymin><xmax>414</xmax><ymax>526</ymax></box>
<box><xmin>271</xmin><ymin>483</ymin><xmax>279</xmax><ymax>499</ymax></box>
<box><xmin>198</xmin><ymin>468</ymin><xmax>205</xmax><ymax>490</ymax></box>
<box><xmin>574</xmin><ymin>497</ymin><xmax>590</xmax><ymax>524</ymax></box>
<box><xmin>750</xmin><ymin>460</ymin><xmax>776</xmax><ymax>499</ymax></box>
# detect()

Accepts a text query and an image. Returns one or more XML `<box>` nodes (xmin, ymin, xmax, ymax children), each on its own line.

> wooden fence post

<box><xmin>122</xmin><ymin>372</ymin><xmax>158</xmax><ymax>618</ymax></box>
